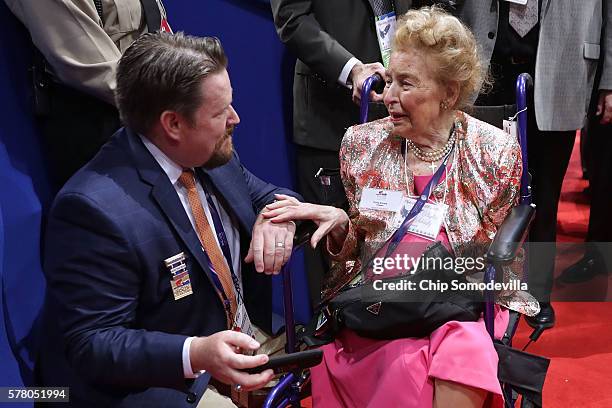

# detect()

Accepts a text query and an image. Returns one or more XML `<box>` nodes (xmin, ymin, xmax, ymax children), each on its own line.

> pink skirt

<box><xmin>311</xmin><ymin>307</ymin><xmax>509</xmax><ymax>408</ymax></box>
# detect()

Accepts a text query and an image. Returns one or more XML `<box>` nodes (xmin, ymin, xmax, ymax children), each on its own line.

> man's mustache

<box><xmin>225</xmin><ymin>125</ymin><xmax>235</xmax><ymax>139</ymax></box>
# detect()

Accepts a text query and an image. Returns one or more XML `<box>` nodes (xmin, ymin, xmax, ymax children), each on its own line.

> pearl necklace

<box><xmin>405</xmin><ymin>128</ymin><xmax>456</xmax><ymax>163</ymax></box>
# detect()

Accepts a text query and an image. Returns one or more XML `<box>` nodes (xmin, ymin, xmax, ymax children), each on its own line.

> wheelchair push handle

<box><xmin>515</xmin><ymin>73</ymin><xmax>533</xmax><ymax>205</ymax></box>
<box><xmin>360</xmin><ymin>74</ymin><xmax>384</xmax><ymax>124</ymax></box>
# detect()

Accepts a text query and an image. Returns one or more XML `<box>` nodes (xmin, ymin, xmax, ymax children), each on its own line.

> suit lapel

<box><xmin>540</xmin><ymin>0</ymin><xmax>550</xmax><ymax>20</ymax></box>
<box><xmin>126</xmin><ymin>129</ymin><xmax>217</xmax><ymax>288</ymax></box>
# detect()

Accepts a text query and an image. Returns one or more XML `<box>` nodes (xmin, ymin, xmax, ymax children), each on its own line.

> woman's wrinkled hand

<box><xmin>262</xmin><ymin>194</ymin><xmax>349</xmax><ymax>249</ymax></box>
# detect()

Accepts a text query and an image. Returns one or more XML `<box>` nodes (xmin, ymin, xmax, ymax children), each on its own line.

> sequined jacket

<box><xmin>324</xmin><ymin>112</ymin><xmax>539</xmax><ymax>316</ymax></box>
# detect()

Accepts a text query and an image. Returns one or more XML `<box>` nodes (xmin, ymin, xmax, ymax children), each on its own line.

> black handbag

<box><xmin>326</xmin><ymin>241</ymin><xmax>483</xmax><ymax>340</ymax></box>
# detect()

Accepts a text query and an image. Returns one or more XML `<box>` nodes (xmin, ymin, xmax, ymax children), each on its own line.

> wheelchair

<box><xmin>262</xmin><ymin>74</ymin><xmax>550</xmax><ymax>408</ymax></box>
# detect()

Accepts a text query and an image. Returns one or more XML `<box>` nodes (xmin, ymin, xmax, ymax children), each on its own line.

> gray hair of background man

<box><xmin>115</xmin><ymin>32</ymin><xmax>228</xmax><ymax>135</ymax></box>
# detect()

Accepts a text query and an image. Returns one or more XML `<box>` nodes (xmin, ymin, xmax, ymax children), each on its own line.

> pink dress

<box><xmin>311</xmin><ymin>174</ymin><xmax>509</xmax><ymax>408</ymax></box>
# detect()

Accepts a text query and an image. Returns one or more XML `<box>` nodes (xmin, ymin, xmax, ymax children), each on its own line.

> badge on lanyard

<box><xmin>359</xmin><ymin>188</ymin><xmax>404</xmax><ymax>212</ymax></box>
<box><xmin>164</xmin><ymin>252</ymin><xmax>193</xmax><ymax>300</ymax></box>
<box><xmin>394</xmin><ymin>197</ymin><xmax>448</xmax><ymax>240</ymax></box>
<box><xmin>375</xmin><ymin>12</ymin><xmax>397</xmax><ymax>68</ymax></box>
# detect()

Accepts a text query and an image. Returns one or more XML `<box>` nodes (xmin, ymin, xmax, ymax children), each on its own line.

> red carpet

<box><xmin>302</xmin><ymin>133</ymin><xmax>611</xmax><ymax>407</ymax></box>
<box><xmin>513</xmin><ymin>132</ymin><xmax>612</xmax><ymax>407</ymax></box>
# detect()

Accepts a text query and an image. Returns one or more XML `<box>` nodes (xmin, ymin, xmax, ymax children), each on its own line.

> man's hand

<box><xmin>245</xmin><ymin>206</ymin><xmax>296</xmax><ymax>274</ymax></box>
<box><xmin>596</xmin><ymin>90</ymin><xmax>612</xmax><ymax>125</ymax></box>
<box><xmin>261</xmin><ymin>194</ymin><xmax>349</xmax><ymax>250</ymax></box>
<box><xmin>190</xmin><ymin>331</ymin><xmax>274</xmax><ymax>391</ymax></box>
<box><xmin>349</xmin><ymin>62</ymin><xmax>386</xmax><ymax>106</ymax></box>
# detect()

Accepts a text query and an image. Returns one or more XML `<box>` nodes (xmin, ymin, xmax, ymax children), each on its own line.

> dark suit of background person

<box><xmin>559</xmin><ymin>55</ymin><xmax>612</xmax><ymax>284</ymax></box>
<box><xmin>455</xmin><ymin>0</ymin><xmax>611</xmax><ymax>328</ymax></box>
<box><xmin>38</xmin><ymin>36</ymin><xmax>300</xmax><ymax>407</ymax></box>
<box><xmin>271</xmin><ymin>0</ymin><xmax>412</xmax><ymax>306</ymax></box>
<box><xmin>3</xmin><ymin>0</ymin><xmax>170</xmax><ymax>188</ymax></box>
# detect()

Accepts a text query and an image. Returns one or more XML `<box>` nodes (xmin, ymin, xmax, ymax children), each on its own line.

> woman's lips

<box><xmin>389</xmin><ymin>112</ymin><xmax>406</xmax><ymax>123</ymax></box>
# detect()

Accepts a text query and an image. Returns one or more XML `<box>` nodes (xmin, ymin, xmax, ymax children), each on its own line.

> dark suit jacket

<box><xmin>39</xmin><ymin>128</ymin><xmax>299</xmax><ymax>407</ymax></box>
<box><xmin>455</xmin><ymin>0</ymin><xmax>611</xmax><ymax>131</ymax></box>
<box><xmin>272</xmin><ymin>0</ymin><xmax>413</xmax><ymax>151</ymax></box>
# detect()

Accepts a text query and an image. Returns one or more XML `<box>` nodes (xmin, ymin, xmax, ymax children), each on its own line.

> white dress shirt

<box><xmin>140</xmin><ymin>135</ymin><xmax>246</xmax><ymax>378</ymax></box>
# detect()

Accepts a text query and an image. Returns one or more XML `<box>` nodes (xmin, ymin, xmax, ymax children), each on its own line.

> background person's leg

<box><xmin>295</xmin><ymin>145</ymin><xmax>344</xmax><ymax>307</ymax></box>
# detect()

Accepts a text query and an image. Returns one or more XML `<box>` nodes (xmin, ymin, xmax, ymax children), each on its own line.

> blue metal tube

<box><xmin>515</xmin><ymin>73</ymin><xmax>533</xmax><ymax>205</ymax></box>
<box><xmin>359</xmin><ymin>74</ymin><xmax>383</xmax><ymax>124</ymax></box>
<box><xmin>282</xmin><ymin>261</ymin><xmax>296</xmax><ymax>354</ymax></box>
<box><xmin>263</xmin><ymin>373</ymin><xmax>296</xmax><ymax>408</ymax></box>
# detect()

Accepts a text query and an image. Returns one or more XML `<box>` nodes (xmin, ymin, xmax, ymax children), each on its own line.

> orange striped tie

<box><xmin>179</xmin><ymin>170</ymin><xmax>238</xmax><ymax>327</ymax></box>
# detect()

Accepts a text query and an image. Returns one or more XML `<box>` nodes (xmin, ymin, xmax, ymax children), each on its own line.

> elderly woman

<box><xmin>264</xmin><ymin>7</ymin><xmax>538</xmax><ymax>408</ymax></box>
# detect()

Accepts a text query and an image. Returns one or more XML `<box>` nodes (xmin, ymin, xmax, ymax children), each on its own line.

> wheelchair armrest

<box><xmin>486</xmin><ymin>204</ymin><xmax>535</xmax><ymax>265</ymax></box>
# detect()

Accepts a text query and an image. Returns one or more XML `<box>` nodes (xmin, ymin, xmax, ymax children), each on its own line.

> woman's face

<box><xmin>383</xmin><ymin>49</ymin><xmax>448</xmax><ymax>139</ymax></box>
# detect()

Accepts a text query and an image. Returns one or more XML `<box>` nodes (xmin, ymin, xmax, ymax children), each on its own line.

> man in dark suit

<box><xmin>456</xmin><ymin>0</ymin><xmax>611</xmax><ymax>328</ymax></box>
<box><xmin>271</xmin><ymin>0</ymin><xmax>413</xmax><ymax>305</ymax></box>
<box><xmin>39</xmin><ymin>32</ymin><xmax>299</xmax><ymax>407</ymax></box>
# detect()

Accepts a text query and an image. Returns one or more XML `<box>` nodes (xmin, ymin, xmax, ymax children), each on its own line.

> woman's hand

<box><xmin>262</xmin><ymin>194</ymin><xmax>349</xmax><ymax>249</ymax></box>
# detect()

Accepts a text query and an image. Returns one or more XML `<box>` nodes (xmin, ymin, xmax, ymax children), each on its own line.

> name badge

<box><xmin>359</xmin><ymin>188</ymin><xmax>404</xmax><ymax>212</ymax></box>
<box><xmin>375</xmin><ymin>12</ymin><xmax>397</xmax><ymax>68</ymax></box>
<box><xmin>234</xmin><ymin>302</ymin><xmax>255</xmax><ymax>338</ymax></box>
<box><xmin>394</xmin><ymin>197</ymin><xmax>448</xmax><ymax>240</ymax></box>
<box><xmin>164</xmin><ymin>252</ymin><xmax>193</xmax><ymax>300</ymax></box>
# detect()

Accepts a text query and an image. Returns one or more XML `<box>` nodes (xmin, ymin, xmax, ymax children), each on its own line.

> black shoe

<box><xmin>557</xmin><ymin>254</ymin><xmax>607</xmax><ymax>284</ymax></box>
<box><xmin>525</xmin><ymin>302</ymin><xmax>555</xmax><ymax>329</ymax></box>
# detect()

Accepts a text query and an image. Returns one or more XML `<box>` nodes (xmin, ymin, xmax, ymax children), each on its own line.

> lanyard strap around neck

<box><xmin>384</xmin><ymin>140</ymin><xmax>454</xmax><ymax>259</ymax></box>
<box><xmin>195</xmin><ymin>173</ymin><xmax>243</xmax><ymax>300</ymax></box>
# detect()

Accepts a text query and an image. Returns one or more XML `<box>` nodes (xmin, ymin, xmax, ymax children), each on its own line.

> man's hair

<box><xmin>115</xmin><ymin>32</ymin><xmax>227</xmax><ymax>135</ymax></box>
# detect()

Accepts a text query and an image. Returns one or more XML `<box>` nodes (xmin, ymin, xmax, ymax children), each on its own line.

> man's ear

<box><xmin>159</xmin><ymin>110</ymin><xmax>182</xmax><ymax>143</ymax></box>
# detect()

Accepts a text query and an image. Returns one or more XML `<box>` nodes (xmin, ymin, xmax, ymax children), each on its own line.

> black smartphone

<box><xmin>243</xmin><ymin>349</ymin><xmax>323</xmax><ymax>374</ymax></box>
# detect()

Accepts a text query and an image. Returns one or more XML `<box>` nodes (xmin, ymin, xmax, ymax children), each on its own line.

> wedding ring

<box><xmin>275</xmin><ymin>242</ymin><xmax>285</xmax><ymax>248</ymax></box>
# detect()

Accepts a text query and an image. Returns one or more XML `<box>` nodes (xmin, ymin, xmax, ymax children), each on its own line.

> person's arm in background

<box><xmin>596</xmin><ymin>0</ymin><xmax>612</xmax><ymax>124</ymax></box>
<box><xmin>4</xmin><ymin>0</ymin><xmax>121</xmax><ymax>105</ymax></box>
<box><xmin>260</xmin><ymin>126</ymin><xmax>359</xmax><ymax>260</ymax></box>
<box><xmin>270</xmin><ymin>0</ymin><xmax>385</xmax><ymax>104</ymax></box>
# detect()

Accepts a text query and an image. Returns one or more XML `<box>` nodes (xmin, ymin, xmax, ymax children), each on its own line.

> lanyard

<box><xmin>383</xmin><ymin>141</ymin><xmax>454</xmax><ymax>259</ymax></box>
<box><xmin>198</xmin><ymin>177</ymin><xmax>244</xmax><ymax>303</ymax></box>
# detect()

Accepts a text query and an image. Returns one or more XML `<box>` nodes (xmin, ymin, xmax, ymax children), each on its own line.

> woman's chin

<box><xmin>391</xmin><ymin>122</ymin><xmax>412</xmax><ymax>137</ymax></box>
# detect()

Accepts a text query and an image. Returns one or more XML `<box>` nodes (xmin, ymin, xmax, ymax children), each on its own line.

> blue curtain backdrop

<box><xmin>163</xmin><ymin>0</ymin><xmax>310</xmax><ymax>331</ymax></box>
<box><xmin>0</xmin><ymin>0</ymin><xmax>310</xmax><ymax>392</ymax></box>
<box><xmin>0</xmin><ymin>1</ymin><xmax>52</xmax><ymax>403</ymax></box>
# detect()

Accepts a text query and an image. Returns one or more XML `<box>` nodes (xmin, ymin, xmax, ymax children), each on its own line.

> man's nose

<box><xmin>228</xmin><ymin>105</ymin><xmax>240</xmax><ymax>125</ymax></box>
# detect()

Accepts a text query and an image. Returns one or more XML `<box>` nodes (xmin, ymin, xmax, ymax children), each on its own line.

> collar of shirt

<box><xmin>139</xmin><ymin>134</ymin><xmax>184</xmax><ymax>185</ymax></box>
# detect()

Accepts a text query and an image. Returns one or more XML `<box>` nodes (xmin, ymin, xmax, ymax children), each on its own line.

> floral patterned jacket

<box><xmin>323</xmin><ymin>112</ymin><xmax>539</xmax><ymax>316</ymax></box>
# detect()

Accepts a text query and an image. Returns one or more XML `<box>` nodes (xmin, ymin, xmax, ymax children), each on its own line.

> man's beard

<box><xmin>203</xmin><ymin>126</ymin><xmax>235</xmax><ymax>169</ymax></box>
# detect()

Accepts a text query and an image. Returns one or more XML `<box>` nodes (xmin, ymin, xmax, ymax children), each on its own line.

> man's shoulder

<box><xmin>54</xmin><ymin>129</ymin><xmax>146</xmax><ymax>216</ymax></box>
